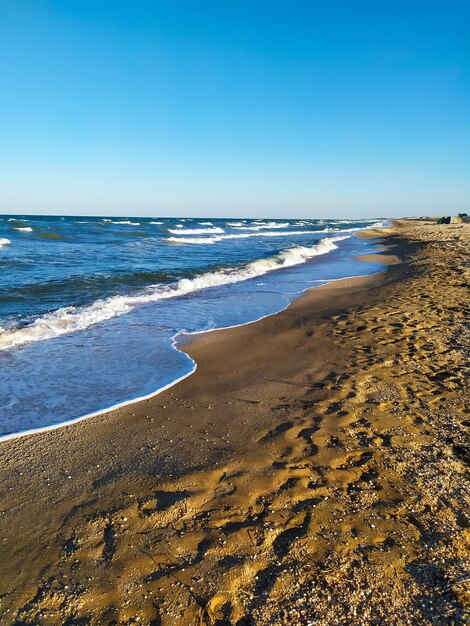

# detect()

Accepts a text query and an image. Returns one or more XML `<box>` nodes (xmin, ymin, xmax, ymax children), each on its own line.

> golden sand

<box><xmin>0</xmin><ymin>221</ymin><xmax>468</xmax><ymax>624</ymax></box>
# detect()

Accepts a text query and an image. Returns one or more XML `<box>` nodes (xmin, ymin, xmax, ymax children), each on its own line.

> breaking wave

<box><xmin>233</xmin><ymin>221</ymin><xmax>290</xmax><ymax>230</ymax></box>
<box><xmin>167</xmin><ymin>226</ymin><xmax>225</xmax><ymax>235</ymax></box>
<box><xmin>0</xmin><ymin>238</ymin><xmax>11</xmax><ymax>248</ymax></box>
<box><xmin>0</xmin><ymin>236</ymin><xmax>348</xmax><ymax>350</ymax></box>
<box><xmin>167</xmin><ymin>230</ymin><xmax>313</xmax><ymax>244</ymax></box>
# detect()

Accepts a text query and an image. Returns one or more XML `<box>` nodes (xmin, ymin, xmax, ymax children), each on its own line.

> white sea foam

<box><xmin>233</xmin><ymin>222</ymin><xmax>290</xmax><ymax>231</ymax></box>
<box><xmin>323</xmin><ymin>226</ymin><xmax>365</xmax><ymax>233</ymax></box>
<box><xmin>113</xmin><ymin>220</ymin><xmax>140</xmax><ymax>225</ymax></box>
<box><xmin>0</xmin><ymin>238</ymin><xmax>11</xmax><ymax>248</ymax></box>
<box><xmin>198</xmin><ymin>221</ymin><xmax>213</xmax><ymax>225</ymax></box>
<box><xmin>227</xmin><ymin>221</ymin><xmax>246</xmax><ymax>226</ymax></box>
<box><xmin>167</xmin><ymin>229</ymin><xmax>313</xmax><ymax>244</ymax></box>
<box><xmin>168</xmin><ymin>226</ymin><xmax>225</xmax><ymax>235</ymax></box>
<box><xmin>330</xmin><ymin>219</ymin><xmax>367</xmax><ymax>224</ymax></box>
<box><xmin>324</xmin><ymin>220</ymin><xmax>386</xmax><ymax>233</ymax></box>
<box><xmin>149</xmin><ymin>221</ymin><xmax>164</xmax><ymax>225</ymax></box>
<box><xmin>13</xmin><ymin>227</ymin><xmax>33</xmax><ymax>232</ymax></box>
<box><xmin>0</xmin><ymin>236</ymin><xmax>348</xmax><ymax>350</ymax></box>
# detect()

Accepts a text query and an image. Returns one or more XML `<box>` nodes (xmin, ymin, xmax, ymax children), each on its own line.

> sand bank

<box><xmin>0</xmin><ymin>221</ymin><xmax>468</xmax><ymax>624</ymax></box>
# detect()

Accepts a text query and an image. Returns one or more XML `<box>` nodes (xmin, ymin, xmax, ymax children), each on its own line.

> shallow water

<box><xmin>0</xmin><ymin>215</ymin><xmax>385</xmax><ymax>437</ymax></box>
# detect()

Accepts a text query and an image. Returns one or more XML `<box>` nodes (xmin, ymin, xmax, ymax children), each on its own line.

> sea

<box><xmin>0</xmin><ymin>214</ymin><xmax>386</xmax><ymax>438</ymax></box>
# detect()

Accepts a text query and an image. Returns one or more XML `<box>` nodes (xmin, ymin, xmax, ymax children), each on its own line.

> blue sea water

<box><xmin>0</xmin><ymin>215</ymin><xmax>386</xmax><ymax>438</ymax></box>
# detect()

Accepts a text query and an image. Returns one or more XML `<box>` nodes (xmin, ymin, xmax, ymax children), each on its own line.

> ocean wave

<box><xmin>198</xmin><ymin>221</ymin><xmax>213</xmax><ymax>225</ymax></box>
<box><xmin>328</xmin><ymin>219</ymin><xmax>356</xmax><ymax>224</ymax></box>
<box><xmin>13</xmin><ymin>227</ymin><xmax>33</xmax><ymax>232</ymax></box>
<box><xmin>38</xmin><ymin>232</ymin><xmax>66</xmax><ymax>240</ymax></box>
<box><xmin>149</xmin><ymin>221</ymin><xmax>164</xmax><ymax>225</ymax></box>
<box><xmin>0</xmin><ymin>238</ymin><xmax>11</xmax><ymax>248</ymax></box>
<box><xmin>323</xmin><ymin>226</ymin><xmax>365</xmax><ymax>233</ymax></box>
<box><xmin>227</xmin><ymin>221</ymin><xmax>246</xmax><ymax>226</ymax></box>
<box><xmin>113</xmin><ymin>220</ymin><xmax>140</xmax><ymax>225</ymax></box>
<box><xmin>336</xmin><ymin>220</ymin><xmax>383</xmax><ymax>230</ymax></box>
<box><xmin>324</xmin><ymin>220</ymin><xmax>386</xmax><ymax>233</ymax></box>
<box><xmin>233</xmin><ymin>221</ymin><xmax>290</xmax><ymax>231</ymax></box>
<box><xmin>329</xmin><ymin>219</ymin><xmax>368</xmax><ymax>224</ymax></box>
<box><xmin>0</xmin><ymin>236</ymin><xmax>348</xmax><ymax>350</ymax></box>
<box><xmin>0</xmin><ymin>269</ymin><xmax>174</xmax><ymax>303</ymax></box>
<box><xmin>168</xmin><ymin>226</ymin><xmax>225</xmax><ymax>235</ymax></box>
<box><xmin>167</xmin><ymin>229</ymin><xmax>314</xmax><ymax>244</ymax></box>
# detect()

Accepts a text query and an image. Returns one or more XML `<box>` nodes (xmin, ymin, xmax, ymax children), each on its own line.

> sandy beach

<box><xmin>0</xmin><ymin>220</ymin><xmax>468</xmax><ymax>625</ymax></box>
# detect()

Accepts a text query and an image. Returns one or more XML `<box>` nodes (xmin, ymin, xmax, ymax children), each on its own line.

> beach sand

<box><xmin>0</xmin><ymin>221</ymin><xmax>468</xmax><ymax>625</ymax></box>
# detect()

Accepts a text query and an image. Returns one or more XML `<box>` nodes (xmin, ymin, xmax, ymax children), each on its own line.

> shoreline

<box><xmin>0</xmin><ymin>233</ymin><xmax>386</xmax><ymax>443</ymax></box>
<box><xmin>0</xmin><ymin>221</ymin><xmax>468</xmax><ymax>625</ymax></box>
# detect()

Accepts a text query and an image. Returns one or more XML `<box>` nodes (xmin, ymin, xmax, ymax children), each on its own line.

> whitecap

<box><xmin>0</xmin><ymin>238</ymin><xmax>11</xmax><ymax>248</ymax></box>
<box><xmin>322</xmin><ymin>226</ymin><xmax>365</xmax><ymax>233</ymax></box>
<box><xmin>168</xmin><ymin>226</ymin><xmax>225</xmax><ymax>235</ymax></box>
<box><xmin>233</xmin><ymin>222</ymin><xmax>290</xmax><ymax>231</ymax></box>
<box><xmin>0</xmin><ymin>236</ymin><xmax>349</xmax><ymax>350</ymax></box>
<box><xmin>13</xmin><ymin>227</ymin><xmax>33</xmax><ymax>232</ymax></box>
<box><xmin>167</xmin><ymin>229</ymin><xmax>313</xmax><ymax>244</ymax></box>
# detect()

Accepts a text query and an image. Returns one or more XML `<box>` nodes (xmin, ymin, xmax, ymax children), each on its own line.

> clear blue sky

<box><xmin>0</xmin><ymin>0</ymin><xmax>468</xmax><ymax>218</ymax></box>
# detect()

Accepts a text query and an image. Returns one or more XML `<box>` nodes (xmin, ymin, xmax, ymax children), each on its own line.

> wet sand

<box><xmin>0</xmin><ymin>221</ymin><xmax>468</xmax><ymax>625</ymax></box>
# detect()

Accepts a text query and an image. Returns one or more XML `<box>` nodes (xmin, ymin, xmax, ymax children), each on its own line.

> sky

<box><xmin>0</xmin><ymin>0</ymin><xmax>468</xmax><ymax>218</ymax></box>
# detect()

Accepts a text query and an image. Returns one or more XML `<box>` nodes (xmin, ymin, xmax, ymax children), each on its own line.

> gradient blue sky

<box><xmin>0</xmin><ymin>0</ymin><xmax>468</xmax><ymax>218</ymax></box>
